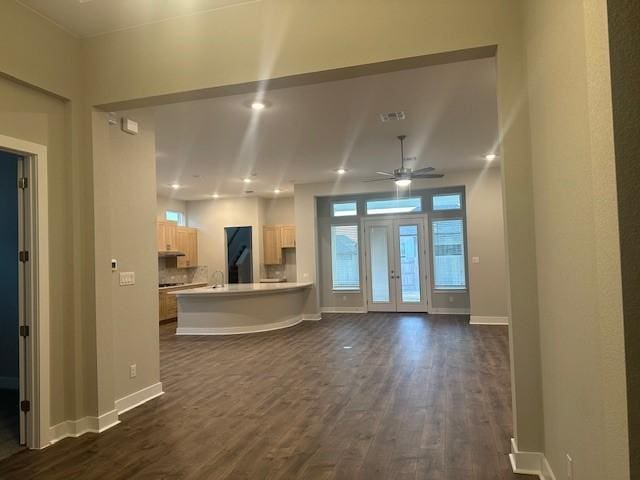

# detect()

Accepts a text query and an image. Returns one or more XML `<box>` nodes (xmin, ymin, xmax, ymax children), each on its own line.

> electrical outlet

<box><xmin>566</xmin><ymin>453</ymin><xmax>573</xmax><ymax>479</ymax></box>
<box><xmin>129</xmin><ymin>364</ymin><xmax>137</xmax><ymax>379</ymax></box>
<box><xmin>119</xmin><ymin>272</ymin><xmax>135</xmax><ymax>286</ymax></box>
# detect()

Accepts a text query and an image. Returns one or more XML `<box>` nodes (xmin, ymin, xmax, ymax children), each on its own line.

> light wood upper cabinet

<box><xmin>263</xmin><ymin>226</ymin><xmax>283</xmax><ymax>265</ymax></box>
<box><xmin>263</xmin><ymin>225</ymin><xmax>296</xmax><ymax>265</ymax></box>
<box><xmin>157</xmin><ymin>221</ymin><xmax>178</xmax><ymax>251</ymax></box>
<box><xmin>281</xmin><ymin>225</ymin><xmax>296</xmax><ymax>248</ymax></box>
<box><xmin>176</xmin><ymin>227</ymin><xmax>198</xmax><ymax>268</ymax></box>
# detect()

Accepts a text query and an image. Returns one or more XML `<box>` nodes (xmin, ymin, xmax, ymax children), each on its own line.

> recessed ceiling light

<box><xmin>243</xmin><ymin>178</ymin><xmax>252</xmax><ymax>184</ymax></box>
<box><xmin>171</xmin><ymin>183</ymin><xmax>180</xmax><ymax>190</ymax></box>
<box><xmin>251</xmin><ymin>102</ymin><xmax>266</xmax><ymax>111</ymax></box>
<box><xmin>336</xmin><ymin>168</ymin><xmax>347</xmax><ymax>175</ymax></box>
<box><xmin>211</xmin><ymin>193</ymin><xmax>219</xmax><ymax>199</ymax></box>
<box><xmin>485</xmin><ymin>153</ymin><xmax>497</xmax><ymax>161</ymax></box>
<box><xmin>395</xmin><ymin>178</ymin><xmax>412</xmax><ymax>187</ymax></box>
<box><xmin>274</xmin><ymin>188</ymin><xmax>281</xmax><ymax>194</ymax></box>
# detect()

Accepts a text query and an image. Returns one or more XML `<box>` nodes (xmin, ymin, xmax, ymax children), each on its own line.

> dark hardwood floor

<box><xmin>0</xmin><ymin>313</ymin><xmax>530</xmax><ymax>479</ymax></box>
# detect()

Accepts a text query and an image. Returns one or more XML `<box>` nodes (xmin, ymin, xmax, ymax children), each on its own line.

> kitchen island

<box><xmin>170</xmin><ymin>282</ymin><xmax>314</xmax><ymax>335</ymax></box>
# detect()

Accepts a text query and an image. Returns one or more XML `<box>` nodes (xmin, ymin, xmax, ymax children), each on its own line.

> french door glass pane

<box><xmin>399</xmin><ymin>225</ymin><xmax>421</xmax><ymax>302</ymax></box>
<box><xmin>369</xmin><ymin>226</ymin><xmax>390</xmax><ymax>302</ymax></box>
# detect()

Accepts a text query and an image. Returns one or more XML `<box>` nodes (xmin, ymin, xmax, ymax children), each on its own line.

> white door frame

<box><xmin>363</xmin><ymin>214</ymin><xmax>431</xmax><ymax>313</ymax></box>
<box><xmin>0</xmin><ymin>134</ymin><xmax>50</xmax><ymax>449</ymax></box>
<box><xmin>363</xmin><ymin>219</ymin><xmax>397</xmax><ymax>312</ymax></box>
<box><xmin>393</xmin><ymin>217</ymin><xmax>430</xmax><ymax>312</ymax></box>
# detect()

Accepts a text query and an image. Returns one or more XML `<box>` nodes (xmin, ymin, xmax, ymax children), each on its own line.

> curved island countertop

<box><xmin>171</xmin><ymin>282</ymin><xmax>315</xmax><ymax>336</ymax></box>
<box><xmin>170</xmin><ymin>282</ymin><xmax>313</xmax><ymax>297</ymax></box>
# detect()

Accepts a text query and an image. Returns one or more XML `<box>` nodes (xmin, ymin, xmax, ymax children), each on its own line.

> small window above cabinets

<box><xmin>263</xmin><ymin>225</ymin><xmax>296</xmax><ymax>265</ymax></box>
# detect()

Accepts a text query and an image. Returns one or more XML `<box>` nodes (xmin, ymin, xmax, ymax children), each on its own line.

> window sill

<box><xmin>332</xmin><ymin>289</ymin><xmax>362</xmax><ymax>294</ymax></box>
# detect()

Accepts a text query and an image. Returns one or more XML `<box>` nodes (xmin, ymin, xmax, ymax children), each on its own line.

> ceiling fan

<box><xmin>365</xmin><ymin>135</ymin><xmax>444</xmax><ymax>187</ymax></box>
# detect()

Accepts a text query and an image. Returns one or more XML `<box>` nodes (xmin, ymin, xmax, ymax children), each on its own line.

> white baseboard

<box><xmin>509</xmin><ymin>438</ymin><xmax>556</xmax><ymax>480</ymax></box>
<box><xmin>49</xmin><ymin>409</ymin><xmax>120</xmax><ymax>445</ymax></box>
<box><xmin>429</xmin><ymin>307</ymin><xmax>471</xmax><ymax>315</ymax></box>
<box><xmin>177</xmin><ymin>315</ymin><xmax>304</xmax><ymax>335</ymax></box>
<box><xmin>302</xmin><ymin>313</ymin><xmax>322</xmax><ymax>321</ymax></box>
<box><xmin>470</xmin><ymin>315</ymin><xmax>509</xmax><ymax>325</ymax></box>
<box><xmin>0</xmin><ymin>376</ymin><xmax>19</xmax><ymax>390</ymax></box>
<box><xmin>48</xmin><ymin>383</ymin><xmax>164</xmax><ymax>446</ymax></box>
<box><xmin>320</xmin><ymin>307</ymin><xmax>367</xmax><ymax>314</ymax></box>
<box><xmin>115</xmin><ymin>382</ymin><xmax>164</xmax><ymax>415</ymax></box>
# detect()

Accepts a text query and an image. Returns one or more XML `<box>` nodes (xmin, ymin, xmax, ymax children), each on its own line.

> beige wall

<box><xmin>305</xmin><ymin>168</ymin><xmax>507</xmax><ymax>317</ymax></box>
<box><xmin>607</xmin><ymin>1</ymin><xmax>640</xmax><ymax>476</ymax></box>
<box><xmin>522</xmin><ymin>1</ymin><xmax>628</xmax><ymax>478</ymax></box>
<box><xmin>157</xmin><ymin>196</ymin><xmax>187</xmax><ymax>222</ymax></box>
<box><xmin>105</xmin><ymin>110</ymin><xmax>161</xmax><ymax>402</ymax></box>
<box><xmin>186</xmin><ymin>196</ymin><xmax>295</xmax><ymax>282</ymax></box>
<box><xmin>187</xmin><ymin>197</ymin><xmax>264</xmax><ymax>282</ymax></box>
<box><xmin>4</xmin><ymin>2</ymin><xmax>629</xmax><ymax>474</ymax></box>
<box><xmin>263</xmin><ymin>196</ymin><xmax>295</xmax><ymax>225</ymax></box>
<box><xmin>0</xmin><ymin>0</ymin><xmax>97</xmax><ymax>427</ymax></box>
<box><xmin>467</xmin><ymin>167</ymin><xmax>509</xmax><ymax>318</ymax></box>
<box><xmin>82</xmin><ymin>0</ymin><xmax>545</xmax><ymax>454</ymax></box>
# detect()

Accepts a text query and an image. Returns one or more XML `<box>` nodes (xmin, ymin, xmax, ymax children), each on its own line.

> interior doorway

<box><xmin>0</xmin><ymin>151</ymin><xmax>24</xmax><ymax>457</ymax></box>
<box><xmin>364</xmin><ymin>215</ymin><xmax>430</xmax><ymax>312</ymax></box>
<box><xmin>225</xmin><ymin>226</ymin><xmax>253</xmax><ymax>283</ymax></box>
<box><xmin>0</xmin><ymin>134</ymin><xmax>50</xmax><ymax>451</ymax></box>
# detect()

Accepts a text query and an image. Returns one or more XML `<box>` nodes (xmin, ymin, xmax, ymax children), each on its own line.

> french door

<box><xmin>364</xmin><ymin>216</ymin><xmax>430</xmax><ymax>312</ymax></box>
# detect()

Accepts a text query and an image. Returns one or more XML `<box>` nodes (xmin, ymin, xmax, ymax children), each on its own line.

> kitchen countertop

<box><xmin>158</xmin><ymin>282</ymin><xmax>207</xmax><ymax>292</ymax></box>
<box><xmin>169</xmin><ymin>282</ymin><xmax>313</xmax><ymax>297</ymax></box>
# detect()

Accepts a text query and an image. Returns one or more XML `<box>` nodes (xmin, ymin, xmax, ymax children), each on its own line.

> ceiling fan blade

<box><xmin>362</xmin><ymin>177</ymin><xmax>395</xmax><ymax>183</ymax></box>
<box><xmin>375</xmin><ymin>171</ymin><xmax>395</xmax><ymax>177</ymax></box>
<box><xmin>412</xmin><ymin>166</ymin><xmax>435</xmax><ymax>174</ymax></box>
<box><xmin>412</xmin><ymin>173</ymin><xmax>444</xmax><ymax>179</ymax></box>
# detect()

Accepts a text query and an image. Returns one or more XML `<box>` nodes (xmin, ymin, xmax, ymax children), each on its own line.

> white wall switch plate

<box><xmin>129</xmin><ymin>364</ymin><xmax>137</xmax><ymax>378</ymax></box>
<box><xmin>119</xmin><ymin>272</ymin><xmax>135</xmax><ymax>286</ymax></box>
<box><xmin>472</xmin><ymin>256</ymin><xmax>480</xmax><ymax>264</ymax></box>
<box><xmin>111</xmin><ymin>258</ymin><xmax>118</xmax><ymax>271</ymax></box>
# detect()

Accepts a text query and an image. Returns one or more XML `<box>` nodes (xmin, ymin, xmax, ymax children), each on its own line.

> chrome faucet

<box><xmin>212</xmin><ymin>270</ymin><xmax>225</xmax><ymax>288</ymax></box>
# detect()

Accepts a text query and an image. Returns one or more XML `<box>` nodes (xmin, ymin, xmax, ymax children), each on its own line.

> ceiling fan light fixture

<box><xmin>395</xmin><ymin>178</ymin><xmax>412</xmax><ymax>187</ymax></box>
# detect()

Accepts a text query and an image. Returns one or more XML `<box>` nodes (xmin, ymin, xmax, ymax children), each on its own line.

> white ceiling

<box><xmin>152</xmin><ymin>58</ymin><xmax>499</xmax><ymax>201</ymax></box>
<box><xmin>18</xmin><ymin>0</ymin><xmax>257</xmax><ymax>37</ymax></box>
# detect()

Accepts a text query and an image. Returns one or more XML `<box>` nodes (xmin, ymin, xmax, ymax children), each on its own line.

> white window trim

<box><xmin>330</xmin><ymin>223</ymin><xmax>361</xmax><ymax>291</ymax></box>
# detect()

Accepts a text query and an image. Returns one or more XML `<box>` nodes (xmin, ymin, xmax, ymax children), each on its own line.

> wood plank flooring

<box><xmin>0</xmin><ymin>313</ymin><xmax>530</xmax><ymax>479</ymax></box>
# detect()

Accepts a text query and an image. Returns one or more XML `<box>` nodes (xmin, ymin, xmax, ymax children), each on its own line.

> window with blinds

<box><xmin>432</xmin><ymin>218</ymin><xmax>467</xmax><ymax>289</ymax></box>
<box><xmin>331</xmin><ymin>224</ymin><xmax>360</xmax><ymax>290</ymax></box>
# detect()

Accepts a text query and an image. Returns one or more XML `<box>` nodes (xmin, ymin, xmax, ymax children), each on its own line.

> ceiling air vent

<box><xmin>379</xmin><ymin>111</ymin><xmax>406</xmax><ymax>122</ymax></box>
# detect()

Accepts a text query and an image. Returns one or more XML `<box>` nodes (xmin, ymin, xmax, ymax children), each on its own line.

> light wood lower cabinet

<box><xmin>159</xmin><ymin>283</ymin><xmax>206</xmax><ymax>322</ymax></box>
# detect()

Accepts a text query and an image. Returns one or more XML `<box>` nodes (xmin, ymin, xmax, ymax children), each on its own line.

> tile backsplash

<box><xmin>264</xmin><ymin>250</ymin><xmax>297</xmax><ymax>281</ymax></box>
<box><xmin>158</xmin><ymin>258</ymin><xmax>208</xmax><ymax>285</ymax></box>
